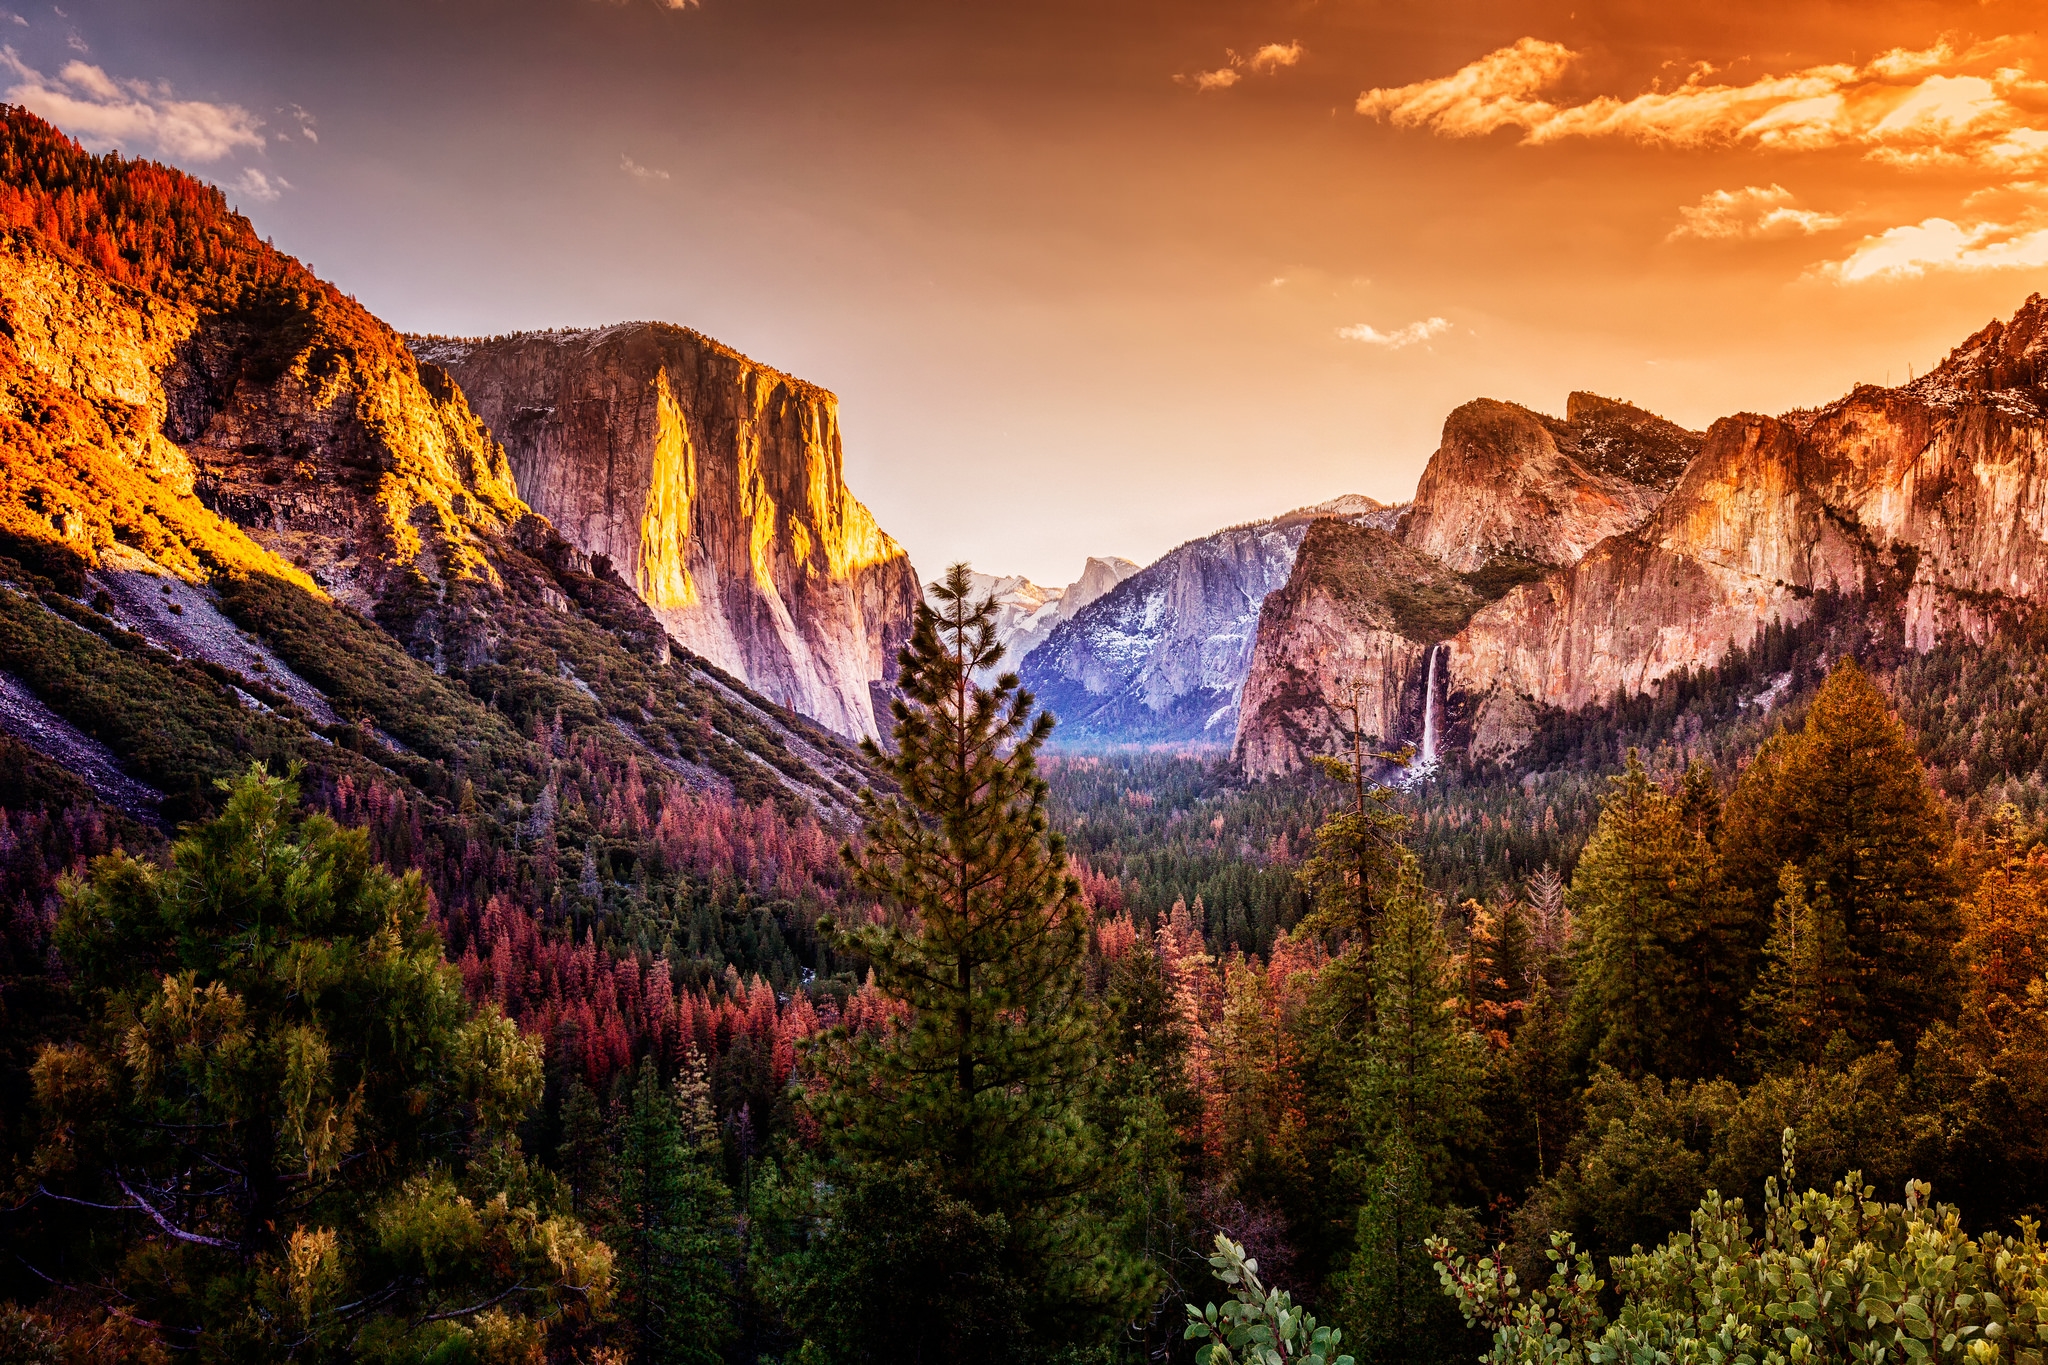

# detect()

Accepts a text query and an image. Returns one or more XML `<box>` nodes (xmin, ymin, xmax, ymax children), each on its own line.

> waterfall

<box><xmin>1418</xmin><ymin>644</ymin><xmax>1442</xmax><ymax>770</ymax></box>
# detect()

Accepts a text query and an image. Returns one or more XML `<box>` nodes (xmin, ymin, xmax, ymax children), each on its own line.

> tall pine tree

<box><xmin>814</xmin><ymin>563</ymin><xmax>1153</xmax><ymax>1356</ymax></box>
<box><xmin>603</xmin><ymin>1062</ymin><xmax>736</xmax><ymax>1365</ymax></box>
<box><xmin>1724</xmin><ymin>658</ymin><xmax>1963</xmax><ymax>1055</ymax></box>
<box><xmin>1566</xmin><ymin>753</ymin><xmax>1702</xmax><ymax>1078</ymax></box>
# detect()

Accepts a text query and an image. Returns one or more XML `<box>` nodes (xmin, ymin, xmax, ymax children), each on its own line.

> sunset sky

<box><xmin>11</xmin><ymin>0</ymin><xmax>2048</xmax><ymax>584</ymax></box>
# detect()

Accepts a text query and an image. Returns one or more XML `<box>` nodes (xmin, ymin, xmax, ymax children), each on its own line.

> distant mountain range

<box><xmin>7</xmin><ymin>100</ymin><xmax>2048</xmax><ymax>809</ymax></box>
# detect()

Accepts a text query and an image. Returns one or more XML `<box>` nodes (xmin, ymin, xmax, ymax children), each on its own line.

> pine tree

<box><xmin>1566</xmin><ymin>753</ymin><xmax>1699</xmax><ymax>1078</ymax></box>
<box><xmin>26</xmin><ymin>765</ymin><xmax>611</xmax><ymax>1359</ymax></box>
<box><xmin>604</xmin><ymin>1062</ymin><xmax>736</xmax><ymax>1365</ymax></box>
<box><xmin>1338</xmin><ymin>876</ymin><xmax>1483</xmax><ymax>1364</ymax></box>
<box><xmin>1744</xmin><ymin>865</ymin><xmax>1853</xmax><ymax>1065</ymax></box>
<box><xmin>1298</xmin><ymin>678</ymin><xmax>1414</xmax><ymax>955</ymax></box>
<box><xmin>1724</xmin><ymin>658</ymin><xmax>1963</xmax><ymax>1052</ymax></box>
<box><xmin>815</xmin><ymin>563</ymin><xmax>1153</xmax><ymax>1352</ymax></box>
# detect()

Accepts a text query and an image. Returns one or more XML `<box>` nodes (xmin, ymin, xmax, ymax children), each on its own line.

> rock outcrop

<box><xmin>0</xmin><ymin>107</ymin><xmax>882</xmax><ymax>816</ymax></box>
<box><xmin>1233</xmin><ymin>520</ymin><xmax>1477</xmax><ymax>776</ymax></box>
<box><xmin>1400</xmin><ymin>393</ymin><xmax>1700</xmax><ymax>571</ymax></box>
<box><xmin>1234</xmin><ymin>295</ymin><xmax>2048</xmax><ymax>774</ymax></box>
<box><xmin>414</xmin><ymin>326</ymin><xmax>918</xmax><ymax>740</ymax></box>
<box><xmin>1022</xmin><ymin>496</ymin><xmax>1397</xmax><ymax>746</ymax></box>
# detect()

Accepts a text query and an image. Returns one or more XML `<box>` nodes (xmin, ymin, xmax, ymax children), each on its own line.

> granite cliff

<box><xmin>413</xmin><ymin>326</ymin><xmax>919</xmax><ymax>740</ymax></box>
<box><xmin>1449</xmin><ymin>297</ymin><xmax>2048</xmax><ymax>756</ymax></box>
<box><xmin>0</xmin><ymin>107</ymin><xmax>876</xmax><ymax>817</ymax></box>
<box><xmin>1399</xmin><ymin>392</ymin><xmax>1700</xmax><ymax>572</ymax></box>
<box><xmin>1233</xmin><ymin>520</ymin><xmax>1478</xmax><ymax>776</ymax></box>
<box><xmin>1023</xmin><ymin>496</ymin><xmax>1397</xmax><ymax>747</ymax></box>
<box><xmin>1236</xmin><ymin>296</ymin><xmax>2048</xmax><ymax>775</ymax></box>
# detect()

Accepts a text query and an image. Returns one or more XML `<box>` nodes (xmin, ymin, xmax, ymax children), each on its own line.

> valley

<box><xmin>7</xmin><ymin>100</ymin><xmax>2048</xmax><ymax>1365</ymax></box>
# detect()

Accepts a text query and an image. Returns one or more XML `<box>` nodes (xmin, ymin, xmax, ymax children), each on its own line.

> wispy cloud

<box><xmin>1338</xmin><ymin>317</ymin><xmax>1450</xmax><ymax>349</ymax></box>
<box><xmin>2</xmin><ymin>50</ymin><xmax>265</xmax><ymax>160</ymax></box>
<box><xmin>229</xmin><ymin>167</ymin><xmax>288</xmax><ymax>202</ymax></box>
<box><xmin>1359</xmin><ymin>34</ymin><xmax>2048</xmax><ymax>285</ymax></box>
<box><xmin>621</xmin><ymin>154</ymin><xmax>670</xmax><ymax>182</ymax></box>
<box><xmin>1669</xmin><ymin>184</ymin><xmax>1843</xmax><ymax>240</ymax></box>
<box><xmin>1178</xmin><ymin>40</ymin><xmax>1303</xmax><ymax>93</ymax></box>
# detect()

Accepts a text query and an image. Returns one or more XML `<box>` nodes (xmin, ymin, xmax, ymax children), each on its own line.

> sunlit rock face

<box><xmin>1232</xmin><ymin>520</ymin><xmax>1467</xmax><ymax>777</ymax></box>
<box><xmin>1022</xmin><ymin>497</ymin><xmax>1398</xmax><ymax>747</ymax></box>
<box><xmin>1400</xmin><ymin>392</ymin><xmax>1700</xmax><ymax>572</ymax></box>
<box><xmin>415</xmin><ymin>324</ymin><xmax>919</xmax><ymax>740</ymax></box>
<box><xmin>0</xmin><ymin>230</ymin><xmax>526</xmax><ymax>667</ymax></box>
<box><xmin>1447</xmin><ymin>293</ymin><xmax>2048</xmax><ymax>757</ymax></box>
<box><xmin>1230</xmin><ymin>393</ymin><xmax>1697</xmax><ymax>776</ymax></box>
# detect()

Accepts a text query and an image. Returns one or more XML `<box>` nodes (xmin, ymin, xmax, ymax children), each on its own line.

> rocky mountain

<box><xmin>1234</xmin><ymin>395</ymin><xmax>1697</xmax><ymax>775</ymax></box>
<box><xmin>1021</xmin><ymin>495</ymin><xmax>1398</xmax><ymax>746</ymax></box>
<box><xmin>411</xmin><ymin>325</ymin><xmax>919</xmax><ymax>741</ymax></box>
<box><xmin>1449</xmin><ymin>299</ymin><xmax>2048</xmax><ymax>756</ymax></box>
<box><xmin>1235</xmin><ymin>296</ymin><xmax>2048</xmax><ymax>776</ymax></box>
<box><xmin>0</xmin><ymin>108</ymin><xmax>875</xmax><ymax>824</ymax></box>
<box><xmin>965</xmin><ymin>555</ymin><xmax>1138</xmax><ymax>681</ymax></box>
<box><xmin>1233</xmin><ymin>520</ymin><xmax>1480</xmax><ymax>776</ymax></box>
<box><xmin>1400</xmin><ymin>392</ymin><xmax>1700</xmax><ymax>572</ymax></box>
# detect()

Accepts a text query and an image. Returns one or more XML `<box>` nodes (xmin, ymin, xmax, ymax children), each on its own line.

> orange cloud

<box><xmin>1362</xmin><ymin>33</ymin><xmax>2048</xmax><ymax>285</ymax></box>
<box><xmin>1669</xmin><ymin>185</ymin><xmax>1842</xmax><ymax>241</ymax></box>
<box><xmin>1338</xmin><ymin>317</ymin><xmax>1449</xmax><ymax>349</ymax></box>
<box><xmin>1356</xmin><ymin>35</ymin><xmax>2038</xmax><ymax>168</ymax></box>
<box><xmin>1179</xmin><ymin>40</ymin><xmax>1304</xmax><ymax>93</ymax></box>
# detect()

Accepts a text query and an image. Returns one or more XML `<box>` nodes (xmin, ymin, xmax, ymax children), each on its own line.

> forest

<box><xmin>4</xmin><ymin>551</ymin><xmax>2048</xmax><ymax>1365</ymax></box>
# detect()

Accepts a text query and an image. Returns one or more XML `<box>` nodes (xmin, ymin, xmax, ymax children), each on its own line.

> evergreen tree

<box><xmin>814</xmin><ymin>563</ymin><xmax>1152</xmax><ymax>1355</ymax></box>
<box><xmin>22</xmin><ymin>765</ymin><xmax>611</xmax><ymax>1361</ymax></box>
<box><xmin>1337</xmin><ymin>877</ymin><xmax>1483</xmax><ymax>1364</ymax></box>
<box><xmin>1744</xmin><ymin>865</ymin><xmax>1855</xmax><ymax>1065</ymax></box>
<box><xmin>1724</xmin><ymin>658</ymin><xmax>1963</xmax><ymax>1053</ymax></box>
<box><xmin>1298</xmin><ymin>678</ymin><xmax>1414</xmax><ymax>954</ymax></box>
<box><xmin>1566</xmin><ymin>753</ymin><xmax>1702</xmax><ymax>1078</ymax></box>
<box><xmin>604</xmin><ymin>1062</ymin><xmax>736</xmax><ymax>1365</ymax></box>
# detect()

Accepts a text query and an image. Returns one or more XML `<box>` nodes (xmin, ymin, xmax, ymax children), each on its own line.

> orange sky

<box><xmin>13</xmin><ymin>0</ymin><xmax>2048</xmax><ymax>583</ymax></box>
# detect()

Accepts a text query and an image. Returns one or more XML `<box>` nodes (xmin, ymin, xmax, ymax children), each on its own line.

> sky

<box><xmin>7</xmin><ymin>0</ymin><xmax>2048</xmax><ymax>585</ymax></box>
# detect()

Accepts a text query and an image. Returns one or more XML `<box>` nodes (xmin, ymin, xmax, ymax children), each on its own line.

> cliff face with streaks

<box><xmin>0</xmin><ymin>106</ymin><xmax>883</xmax><ymax>819</ymax></box>
<box><xmin>1232</xmin><ymin>520</ymin><xmax>1474</xmax><ymax>777</ymax></box>
<box><xmin>413</xmin><ymin>326</ymin><xmax>919</xmax><ymax>740</ymax></box>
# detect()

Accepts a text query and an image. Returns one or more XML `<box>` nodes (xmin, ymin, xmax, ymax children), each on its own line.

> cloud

<box><xmin>621</xmin><ymin>154</ymin><xmax>669</xmax><ymax>182</ymax></box>
<box><xmin>1179</xmin><ymin>40</ymin><xmax>1303</xmax><ymax>93</ymax></box>
<box><xmin>1247</xmin><ymin>42</ymin><xmax>1302</xmax><ymax>74</ymax></box>
<box><xmin>1822</xmin><ymin>215</ymin><xmax>2048</xmax><ymax>281</ymax></box>
<box><xmin>1355</xmin><ymin>34</ymin><xmax>2037</xmax><ymax>167</ymax></box>
<box><xmin>1338</xmin><ymin>317</ymin><xmax>1450</xmax><ymax>349</ymax></box>
<box><xmin>229</xmin><ymin>167</ymin><xmax>287</xmax><ymax>202</ymax></box>
<box><xmin>1362</xmin><ymin>34</ymin><xmax>2048</xmax><ymax>287</ymax></box>
<box><xmin>288</xmin><ymin>103</ymin><xmax>316</xmax><ymax>143</ymax></box>
<box><xmin>2</xmin><ymin>50</ymin><xmax>265</xmax><ymax>160</ymax></box>
<box><xmin>1669</xmin><ymin>184</ymin><xmax>1843</xmax><ymax>240</ymax></box>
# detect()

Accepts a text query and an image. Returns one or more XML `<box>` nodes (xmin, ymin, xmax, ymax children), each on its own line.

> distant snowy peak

<box><xmin>953</xmin><ymin>556</ymin><xmax>1141</xmax><ymax>678</ymax></box>
<box><xmin>1059</xmin><ymin>556</ymin><xmax>1141</xmax><ymax>621</ymax></box>
<box><xmin>1019</xmin><ymin>495</ymin><xmax>1386</xmax><ymax>747</ymax></box>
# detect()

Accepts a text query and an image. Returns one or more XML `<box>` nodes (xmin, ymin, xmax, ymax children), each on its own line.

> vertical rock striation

<box><xmin>1445</xmin><ymin>296</ymin><xmax>2048</xmax><ymax>757</ymax></box>
<box><xmin>414</xmin><ymin>325</ymin><xmax>919</xmax><ymax>740</ymax></box>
